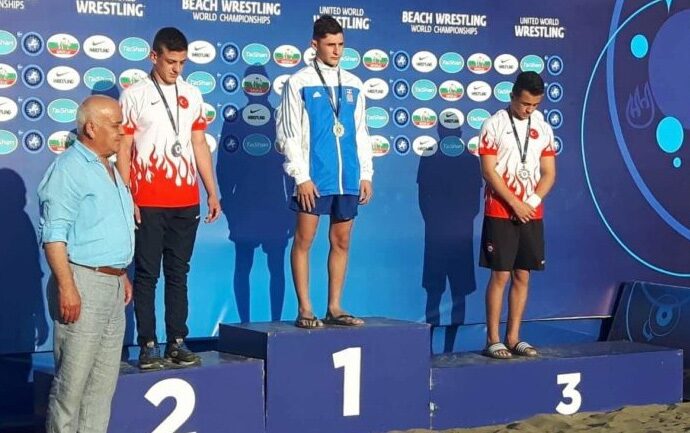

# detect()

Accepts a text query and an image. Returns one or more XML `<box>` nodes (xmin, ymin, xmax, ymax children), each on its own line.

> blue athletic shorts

<box><xmin>290</xmin><ymin>194</ymin><xmax>359</xmax><ymax>220</ymax></box>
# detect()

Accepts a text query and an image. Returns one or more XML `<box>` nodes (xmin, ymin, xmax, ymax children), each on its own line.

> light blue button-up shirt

<box><xmin>38</xmin><ymin>140</ymin><xmax>134</xmax><ymax>268</ymax></box>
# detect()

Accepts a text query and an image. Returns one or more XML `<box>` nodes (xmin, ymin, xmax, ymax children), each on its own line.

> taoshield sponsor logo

<box><xmin>47</xmin><ymin>98</ymin><xmax>78</xmax><ymax>123</ymax></box>
<box><xmin>222</xmin><ymin>134</ymin><xmax>240</xmax><ymax>153</ymax></box>
<box><xmin>467</xmin><ymin>136</ymin><xmax>480</xmax><ymax>156</ymax></box>
<box><xmin>302</xmin><ymin>47</ymin><xmax>316</xmax><ymax>65</ymax></box>
<box><xmin>440</xmin><ymin>136</ymin><xmax>465</xmax><ymax>157</ymax></box>
<box><xmin>188</xmin><ymin>40</ymin><xmax>216</xmax><ymax>64</ymax></box>
<box><xmin>83</xmin><ymin>67</ymin><xmax>116</xmax><ymax>91</ymax></box>
<box><xmin>392</xmin><ymin>79</ymin><xmax>409</xmax><ymax>100</ymax></box>
<box><xmin>494</xmin><ymin>54</ymin><xmax>519</xmax><ymax>75</ymax></box>
<box><xmin>273</xmin><ymin>45</ymin><xmax>301</xmax><ymax>67</ymax></box>
<box><xmin>242</xmin><ymin>73</ymin><xmax>270</xmax><ymax>96</ymax></box>
<box><xmin>221</xmin><ymin>43</ymin><xmax>240</xmax><ymax>64</ymax></box>
<box><xmin>411</xmin><ymin>107</ymin><xmax>437</xmax><ymax>129</ymax></box>
<box><xmin>366</xmin><ymin>107</ymin><xmax>389</xmax><ymax>129</ymax></box>
<box><xmin>413</xmin><ymin>135</ymin><xmax>438</xmax><ymax>156</ymax></box>
<box><xmin>21</xmin><ymin>32</ymin><xmax>44</xmax><ymax>56</ymax></box>
<box><xmin>439</xmin><ymin>52</ymin><xmax>464</xmax><ymax>73</ymax></box>
<box><xmin>243</xmin><ymin>133</ymin><xmax>271</xmax><ymax>156</ymax></box>
<box><xmin>438</xmin><ymin>80</ymin><xmax>463</xmax><ymax>102</ymax></box>
<box><xmin>340</xmin><ymin>48</ymin><xmax>360</xmax><ymax>70</ymax></box>
<box><xmin>393</xmin><ymin>51</ymin><xmax>410</xmax><ymax>71</ymax></box>
<box><xmin>48</xmin><ymin>131</ymin><xmax>76</xmax><ymax>154</ymax></box>
<box><xmin>493</xmin><ymin>81</ymin><xmax>513</xmax><ymax>103</ymax></box>
<box><xmin>0</xmin><ymin>130</ymin><xmax>18</xmax><ymax>155</ymax></box>
<box><xmin>412</xmin><ymin>51</ymin><xmax>437</xmax><ymax>73</ymax></box>
<box><xmin>363</xmin><ymin>49</ymin><xmax>389</xmax><ymax>71</ymax></box>
<box><xmin>467</xmin><ymin>108</ymin><xmax>490</xmax><ymax>129</ymax></box>
<box><xmin>0</xmin><ymin>64</ymin><xmax>17</xmax><ymax>88</ymax></box>
<box><xmin>439</xmin><ymin>108</ymin><xmax>464</xmax><ymax>129</ymax></box>
<box><xmin>411</xmin><ymin>79</ymin><xmax>437</xmax><ymax>101</ymax></box>
<box><xmin>467</xmin><ymin>53</ymin><xmax>492</xmax><ymax>74</ymax></box>
<box><xmin>520</xmin><ymin>54</ymin><xmax>545</xmax><ymax>73</ymax></box>
<box><xmin>0</xmin><ymin>97</ymin><xmax>18</xmax><ymax>122</ymax></box>
<box><xmin>222</xmin><ymin>104</ymin><xmax>239</xmax><ymax>122</ymax></box>
<box><xmin>547</xmin><ymin>55</ymin><xmax>563</xmax><ymax>76</ymax></box>
<box><xmin>393</xmin><ymin>107</ymin><xmax>410</xmax><ymax>127</ymax></box>
<box><xmin>203</xmin><ymin>103</ymin><xmax>217</xmax><ymax>124</ymax></box>
<box><xmin>22</xmin><ymin>97</ymin><xmax>44</xmax><ymax>121</ymax></box>
<box><xmin>47</xmin><ymin>33</ymin><xmax>80</xmax><ymax>58</ymax></box>
<box><xmin>47</xmin><ymin>66</ymin><xmax>80</xmax><ymax>91</ymax></box>
<box><xmin>242</xmin><ymin>43</ymin><xmax>270</xmax><ymax>66</ymax></box>
<box><xmin>370</xmin><ymin>135</ymin><xmax>390</xmax><ymax>157</ymax></box>
<box><xmin>272</xmin><ymin>74</ymin><xmax>290</xmax><ymax>96</ymax></box>
<box><xmin>242</xmin><ymin>104</ymin><xmax>270</xmax><ymax>126</ymax></box>
<box><xmin>21</xmin><ymin>64</ymin><xmax>44</xmax><ymax>88</ymax></box>
<box><xmin>119</xmin><ymin>68</ymin><xmax>147</xmax><ymax>89</ymax></box>
<box><xmin>467</xmin><ymin>81</ymin><xmax>492</xmax><ymax>102</ymax></box>
<box><xmin>23</xmin><ymin>130</ymin><xmax>45</xmax><ymax>153</ymax></box>
<box><xmin>205</xmin><ymin>133</ymin><xmax>217</xmax><ymax>153</ymax></box>
<box><xmin>0</xmin><ymin>31</ymin><xmax>17</xmax><ymax>56</ymax></box>
<box><xmin>547</xmin><ymin>82</ymin><xmax>563</xmax><ymax>102</ymax></box>
<box><xmin>394</xmin><ymin>135</ymin><xmax>411</xmax><ymax>156</ymax></box>
<box><xmin>118</xmin><ymin>37</ymin><xmax>150</xmax><ymax>61</ymax></box>
<box><xmin>363</xmin><ymin>78</ymin><xmax>389</xmax><ymax>100</ymax></box>
<box><xmin>547</xmin><ymin>109</ymin><xmax>563</xmax><ymax>129</ymax></box>
<box><xmin>221</xmin><ymin>73</ymin><xmax>239</xmax><ymax>94</ymax></box>
<box><xmin>83</xmin><ymin>35</ymin><xmax>115</xmax><ymax>60</ymax></box>
<box><xmin>554</xmin><ymin>136</ymin><xmax>563</xmax><ymax>155</ymax></box>
<box><xmin>186</xmin><ymin>71</ymin><xmax>216</xmax><ymax>95</ymax></box>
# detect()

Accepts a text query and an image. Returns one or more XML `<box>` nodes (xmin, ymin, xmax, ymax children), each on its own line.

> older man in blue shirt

<box><xmin>38</xmin><ymin>95</ymin><xmax>134</xmax><ymax>433</ymax></box>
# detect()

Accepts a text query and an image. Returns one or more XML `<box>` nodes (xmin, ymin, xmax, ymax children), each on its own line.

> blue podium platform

<box><xmin>219</xmin><ymin>318</ymin><xmax>431</xmax><ymax>433</ymax></box>
<box><xmin>430</xmin><ymin>341</ymin><xmax>683</xmax><ymax>429</ymax></box>
<box><xmin>35</xmin><ymin>352</ymin><xmax>265</xmax><ymax>433</ymax></box>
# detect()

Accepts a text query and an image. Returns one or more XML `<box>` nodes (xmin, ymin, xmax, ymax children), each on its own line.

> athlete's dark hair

<box><xmin>152</xmin><ymin>27</ymin><xmax>188</xmax><ymax>54</ymax></box>
<box><xmin>313</xmin><ymin>15</ymin><xmax>343</xmax><ymax>40</ymax></box>
<box><xmin>512</xmin><ymin>71</ymin><xmax>545</xmax><ymax>97</ymax></box>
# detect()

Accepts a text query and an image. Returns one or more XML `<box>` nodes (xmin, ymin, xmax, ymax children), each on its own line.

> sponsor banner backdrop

<box><xmin>0</xmin><ymin>0</ymin><xmax>687</xmax><ymax>354</ymax></box>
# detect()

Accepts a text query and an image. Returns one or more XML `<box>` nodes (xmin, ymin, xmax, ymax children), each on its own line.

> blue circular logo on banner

<box><xmin>222</xmin><ymin>134</ymin><xmax>240</xmax><ymax>153</ymax></box>
<box><xmin>22</xmin><ymin>97</ymin><xmax>45</xmax><ymax>121</ymax></box>
<box><xmin>222</xmin><ymin>104</ymin><xmax>239</xmax><ymax>122</ymax></box>
<box><xmin>394</xmin><ymin>135</ymin><xmax>411</xmax><ymax>155</ymax></box>
<box><xmin>440</xmin><ymin>136</ymin><xmax>465</xmax><ymax>157</ymax></box>
<box><xmin>21</xmin><ymin>32</ymin><xmax>44</xmax><ymax>56</ymax></box>
<box><xmin>186</xmin><ymin>71</ymin><xmax>216</xmax><ymax>94</ymax></box>
<box><xmin>493</xmin><ymin>81</ymin><xmax>513</xmax><ymax>103</ymax></box>
<box><xmin>554</xmin><ymin>136</ymin><xmax>563</xmax><ymax>155</ymax></box>
<box><xmin>221</xmin><ymin>43</ymin><xmax>240</xmax><ymax>64</ymax></box>
<box><xmin>439</xmin><ymin>52</ymin><xmax>464</xmax><ymax>73</ymax></box>
<box><xmin>547</xmin><ymin>109</ymin><xmax>563</xmax><ymax>129</ymax></box>
<box><xmin>23</xmin><ymin>130</ymin><xmax>44</xmax><ymax>153</ymax></box>
<box><xmin>340</xmin><ymin>48</ymin><xmax>360</xmax><ymax>70</ymax></box>
<box><xmin>547</xmin><ymin>82</ymin><xmax>563</xmax><ymax>102</ymax></box>
<box><xmin>366</xmin><ymin>107</ymin><xmax>389</xmax><ymax>129</ymax></box>
<box><xmin>393</xmin><ymin>51</ymin><xmax>410</xmax><ymax>71</ymax></box>
<box><xmin>393</xmin><ymin>107</ymin><xmax>410</xmax><ymax>127</ymax></box>
<box><xmin>22</xmin><ymin>64</ymin><xmax>44</xmax><ymax>88</ymax></box>
<box><xmin>243</xmin><ymin>133</ymin><xmax>271</xmax><ymax>156</ymax></box>
<box><xmin>0</xmin><ymin>31</ymin><xmax>17</xmax><ymax>55</ymax></box>
<box><xmin>411</xmin><ymin>79</ymin><xmax>437</xmax><ymax>101</ymax></box>
<box><xmin>547</xmin><ymin>55</ymin><xmax>563</xmax><ymax>76</ymax></box>
<box><xmin>118</xmin><ymin>37</ymin><xmax>150</xmax><ymax>61</ymax></box>
<box><xmin>467</xmin><ymin>108</ymin><xmax>491</xmax><ymax>129</ymax></box>
<box><xmin>221</xmin><ymin>73</ymin><xmax>239</xmax><ymax>94</ymax></box>
<box><xmin>83</xmin><ymin>67</ymin><xmax>116</xmax><ymax>91</ymax></box>
<box><xmin>392</xmin><ymin>79</ymin><xmax>410</xmax><ymax>100</ymax></box>
<box><xmin>242</xmin><ymin>43</ymin><xmax>270</xmax><ymax>66</ymax></box>
<box><xmin>48</xmin><ymin>99</ymin><xmax>79</xmax><ymax>123</ymax></box>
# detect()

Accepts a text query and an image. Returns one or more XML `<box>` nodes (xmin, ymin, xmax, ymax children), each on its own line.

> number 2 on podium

<box><xmin>332</xmin><ymin>347</ymin><xmax>362</xmax><ymax>417</ymax></box>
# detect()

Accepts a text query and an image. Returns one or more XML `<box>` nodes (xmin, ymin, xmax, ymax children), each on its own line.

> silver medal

<box><xmin>333</xmin><ymin>121</ymin><xmax>345</xmax><ymax>138</ymax></box>
<box><xmin>518</xmin><ymin>166</ymin><xmax>530</xmax><ymax>180</ymax></box>
<box><xmin>171</xmin><ymin>140</ymin><xmax>182</xmax><ymax>157</ymax></box>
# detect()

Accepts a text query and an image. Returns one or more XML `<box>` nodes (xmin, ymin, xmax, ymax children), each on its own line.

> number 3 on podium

<box><xmin>556</xmin><ymin>372</ymin><xmax>582</xmax><ymax>415</ymax></box>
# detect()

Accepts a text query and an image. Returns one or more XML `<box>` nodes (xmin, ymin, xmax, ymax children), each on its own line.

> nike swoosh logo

<box><xmin>249</xmin><ymin>108</ymin><xmax>261</xmax><ymax>114</ymax></box>
<box><xmin>193</xmin><ymin>45</ymin><xmax>205</xmax><ymax>51</ymax></box>
<box><xmin>56</xmin><ymin>71</ymin><xmax>70</xmax><ymax>77</ymax></box>
<box><xmin>444</xmin><ymin>114</ymin><xmax>454</xmax><ymax>118</ymax></box>
<box><xmin>151</xmin><ymin>100</ymin><xmax>160</xmax><ymax>105</ymax></box>
<box><xmin>93</xmin><ymin>40</ymin><xmax>106</xmax><ymax>46</ymax></box>
<box><xmin>419</xmin><ymin>56</ymin><xmax>428</xmax><ymax>61</ymax></box>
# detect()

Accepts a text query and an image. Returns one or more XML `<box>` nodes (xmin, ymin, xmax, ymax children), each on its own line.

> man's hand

<box><xmin>359</xmin><ymin>180</ymin><xmax>373</xmax><ymax>205</ymax></box>
<box><xmin>511</xmin><ymin>200</ymin><xmax>536</xmax><ymax>223</ymax></box>
<box><xmin>123</xmin><ymin>275</ymin><xmax>133</xmax><ymax>305</ymax></box>
<box><xmin>205</xmin><ymin>194</ymin><xmax>221</xmax><ymax>223</ymax></box>
<box><xmin>59</xmin><ymin>284</ymin><xmax>81</xmax><ymax>324</ymax></box>
<box><xmin>297</xmin><ymin>180</ymin><xmax>320</xmax><ymax>212</ymax></box>
<box><xmin>134</xmin><ymin>204</ymin><xmax>141</xmax><ymax>225</ymax></box>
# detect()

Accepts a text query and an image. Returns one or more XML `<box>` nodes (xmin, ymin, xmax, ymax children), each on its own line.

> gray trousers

<box><xmin>46</xmin><ymin>264</ymin><xmax>125</xmax><ymax>433</ymax></box>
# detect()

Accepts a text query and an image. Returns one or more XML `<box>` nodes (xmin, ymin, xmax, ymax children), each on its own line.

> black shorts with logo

<box><xmin>479</xmin><ymin>216</ymin><xmax>545</xmax><ymax>271</ymax></box>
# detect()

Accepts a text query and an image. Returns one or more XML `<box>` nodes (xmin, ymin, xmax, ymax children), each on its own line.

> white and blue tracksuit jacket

<box><xmin>277</xmin><ymin>59</ymin><xmax>373</xmax><ymax>196</ymax></box>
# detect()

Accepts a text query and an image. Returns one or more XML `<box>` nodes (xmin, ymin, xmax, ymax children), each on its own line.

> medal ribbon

<box><xmin>507</xmin><ymin>108</ymin><xmax>531</xmax><ymax>165</ymax></box>
<box><xmin>150</xmin><ymin>70</ymin><xmax>180</xmax><ymax>138</ymax></box>
<box><xmin>313</xmin><ymin>60</ymin><xmax>342</xmax><ymax>121</ymax></box>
